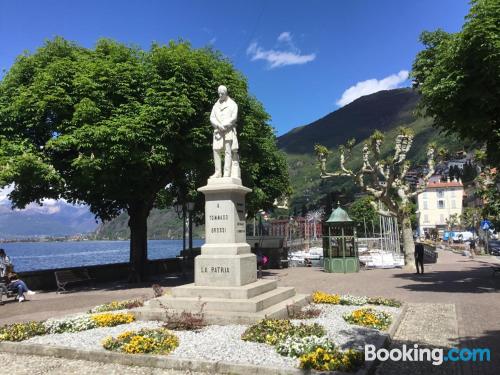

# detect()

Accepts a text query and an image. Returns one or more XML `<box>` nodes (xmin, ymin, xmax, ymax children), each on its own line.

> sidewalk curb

<box><xmin>0</xmin><ymin>341</ymin><xmax>303</xmax><ymax>375</ymax></box>
<box><xmin>365</xmin><ymin>302</ymin><xmax>409</xmax><ymax>375</ymax></box>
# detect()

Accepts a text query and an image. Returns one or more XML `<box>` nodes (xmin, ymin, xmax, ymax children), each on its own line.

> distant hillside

<box><xmin>277</xmin><ymin>88</ymin><xmax>467</xmax><ymax>210</ymax></box>
<box><xmin>278</xmin><ymin>88</ymin><xmax>420</xmax><ymax>154</ymax></box>
<box><xmin>0</xmin><ymin>201</ymin><xmax>97</xmax><ymax>238</ymax></box>
<box><xmin>93</xmin><ymin>208</ymin><xmax>203</xmax><ymax>240</ymax></box>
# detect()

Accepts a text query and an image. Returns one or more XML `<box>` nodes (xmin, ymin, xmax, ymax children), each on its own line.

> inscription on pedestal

<box><xmin>205</xmin><ymin>197</ymin><xmax>246</xmax><ymax>244</ymax></box>
<box><xmin>200</xmin><ymin>266</ymin><xmax>230</xmax><ymax>273</ymax></box>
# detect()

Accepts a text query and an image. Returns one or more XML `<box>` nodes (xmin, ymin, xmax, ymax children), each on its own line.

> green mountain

<box><xmin>278</xmin><ymin>88</ymin><xmax>420</xmax><ymax>154</ymax></box>
<box><xmin>277</xmin><ymin>88</ymin><xmax>467</xmax><ymax>211</ymax></box>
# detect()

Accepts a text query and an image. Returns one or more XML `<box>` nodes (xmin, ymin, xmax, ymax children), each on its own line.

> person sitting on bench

<box><xmin>6</xmin><ymin>272</ymin><xmax>35</xmax><ymax>303</ymax></box>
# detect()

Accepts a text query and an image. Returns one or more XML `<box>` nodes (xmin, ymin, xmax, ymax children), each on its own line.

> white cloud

<box><xmin>336</xmin><ymin>70</ymin><xmax>409</xmax><ymax>107</ymax></box>
<box><xmin>0</xmin><ymin>185</ymin><xmax>84</xmax><ymax>215</ymax></box>
<box><xmin>247</xmin><ymin>32</ymin><xmax>316</xmax><ymax>69</ymax></box>
<box><xmin>277</xmin><ymin>32</ymin><xmax>292</xmax><ymax>43</ymax></box>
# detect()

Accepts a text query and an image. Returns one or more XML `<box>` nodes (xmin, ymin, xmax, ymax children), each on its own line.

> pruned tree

<box><xmin>315</xmin><ymin>128</ymin><xmax>437</xmax><ymax>269</ymax></box>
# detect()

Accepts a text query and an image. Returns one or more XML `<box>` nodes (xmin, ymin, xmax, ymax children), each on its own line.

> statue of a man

<box><xmin>210</xmin><ymin>85</ymin><xmax>240</xmax><ymax>179</ymax></box>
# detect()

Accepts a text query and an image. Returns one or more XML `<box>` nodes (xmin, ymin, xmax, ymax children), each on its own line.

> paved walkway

<box><xmin>376</xmin><ymin>303</ymin><xmax>460</xmax><ymax>375</ymax></box>
<box><xmin>1</xmin><ymin>250</ymin><xmax>499</xmax><ymax>374</ymax></box>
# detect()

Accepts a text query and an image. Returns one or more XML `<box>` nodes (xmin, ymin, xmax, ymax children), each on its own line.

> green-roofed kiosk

<box><xmin>322</xmin><ymin>204</ymin><xmax>360</xmax><ymax>273</ymax></box>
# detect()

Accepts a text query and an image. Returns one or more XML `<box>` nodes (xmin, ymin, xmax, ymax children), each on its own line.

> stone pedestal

<box><xmin>195</xmin><ymin>177</ymin><xmax>256</xmax><ymax>287</ymax></box>
<box><xmin>134</xmin><ymin>177</ymin><xmax>308</xmax><ymax>324</ymax></box>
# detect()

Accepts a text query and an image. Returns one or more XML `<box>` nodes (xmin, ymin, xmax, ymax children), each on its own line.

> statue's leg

<box><xmin>223</xmin><ymin>142</ymin><xmax>232</xmax><ymax>177</ymax></box>
<box><xmin>231</xmin><ymin>150</ymin><xmax>240</xmax><ymax>179</ymax></box>
<box><xmin>211</xmin><ymin>150</ymin><xmax>222</xmax><ymax>178</ymax></box>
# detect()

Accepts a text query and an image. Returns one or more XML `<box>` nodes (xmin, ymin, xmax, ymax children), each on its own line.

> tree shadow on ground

<box><xmin>56</xmin><ymin>272</ymin><xmax>195</xmax><ymax>294</ymax></box>
<box><xmin>393</xmin><ymin>263</ymin><xmax>500</xmax><ymax>294</ymax></box>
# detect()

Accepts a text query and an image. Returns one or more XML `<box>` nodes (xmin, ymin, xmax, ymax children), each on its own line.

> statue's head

<box><xmin>218</xmin><ymin>85</ymin><xmax>228</xmax><ymax>101</ymax></box>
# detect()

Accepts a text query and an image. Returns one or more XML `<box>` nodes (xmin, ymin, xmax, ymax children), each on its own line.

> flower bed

<box><xmin>241</xmin><ymin>319</ymin><xmax>325</xmax><ymax>346</ymax></box>
<box><xmin>102</xmin><ymin>328</ymin><xmax>179</xmax><ymax>355</ymax></box>
<box><xmin>89</xmin><ymin>299</ymin><xmax>144</xmax><ymax>313</ymax></box>
<box><xmin>299</xmin><ymin>347</ymin><xmax>364</xmax><ymax>372</ymax></box>
<box><xmin>91</xmin><ymin>312</ymin><xmax>135</xmax><ymax>327</ymax></box>
<box><xmin>242</xmin><ymin>319</ymin><xmax>364</xmax><ymax>372</ymax></box>
<box><xmin>44</xmin><ymin>313</ymin><xmax>135</xmax><ymax>334</ymax></box>
<box><xmin>0</xmin><ymin>322</ymin><xmax>46</xmax><ymax>342</ymax></box>
<box><xmin>343</xmin><ymin>308</ymin><xmax>392</xmax><ymax>330</ymax></box>
<box><xmin>276</xmin><ymin>335</ymin><xmax>335</xmax><ymax>357</ymax></box>
<box><xmin>366</xmin><ymin>296</ymin><xmax>402</xmax><ymax>307</ymax></box>
<box><xmin>312</xmin><ymin>291</ymin><xmax>341</xmax><ymax>304</ymax></box>
<box><xmin>340</xmin><ymin>294</ymin><xmax>368</xmax><ymax>306</ymax></box>
<box><xmin>313</xmin><ymin>291</ymin><xmax>402</xmax><ymax>307</ymax></box>
<box><xmin>0</xmin><ymin>313</ymin><xmax>136</xmax><ymax>341</ymax></box>
<box><xmin>18</xmin><ymin>303</ymin><xmax>400</xmax><ymax>372</ymax></box>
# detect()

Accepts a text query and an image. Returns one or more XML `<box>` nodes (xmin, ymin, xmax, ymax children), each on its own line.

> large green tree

<box><xmin>412</xmin><ymin>0</ymin><xmax>500</xmax><ymax>164</ymax></box>
<box><xmin>348</xmin><ymin>196</ymin><xmax>379</xmax><ymax>235</ymax></box>
<box><xmin>0</xmin><ymin>38</ymin><xmax>290</xmax><ymax>280</ymax></box>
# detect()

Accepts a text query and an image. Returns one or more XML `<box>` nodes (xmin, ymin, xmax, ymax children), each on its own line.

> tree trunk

<box><xmin>401</xmin><ymin>215</ymin><xmax>416</xmax><ymax>271</ymax></box>
<box><xmin>128</xmin><ymin>203</ymin><xmax>151</xmax><ymax>282</ymax></box>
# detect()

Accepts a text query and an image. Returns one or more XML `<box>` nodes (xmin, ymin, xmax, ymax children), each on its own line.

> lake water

<box><xmin>0</xmin><ymin>240</ymin><xmax>204</xmax><ymax>272</ymax></box>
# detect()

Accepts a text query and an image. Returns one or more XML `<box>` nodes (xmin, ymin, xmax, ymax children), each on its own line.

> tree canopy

<box><xmin>0</xmin><ymin>37</ymin><xmax>291</xmax><ymax>279</ymax></box>
<box><xmin>412</xmin><ymin>0</ymin><xmax>500</xmax><ymax>164</ymax></box>
<box><xmin>348</xmin><ymin>196</ymin><xmax>378</xmax><ymax>234</ymax></box>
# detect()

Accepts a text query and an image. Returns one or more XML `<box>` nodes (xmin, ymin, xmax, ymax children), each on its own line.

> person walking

<box><xmin>414</xmin><ymin>239</ymin><xmax>425</xmax><ymax>274</ymax></box>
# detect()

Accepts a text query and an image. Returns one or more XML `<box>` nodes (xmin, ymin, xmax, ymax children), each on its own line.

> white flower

<box><xmin>276</xmin><ymin>335</ymin><xmax>336</xmax><ymax>357</ymax></box>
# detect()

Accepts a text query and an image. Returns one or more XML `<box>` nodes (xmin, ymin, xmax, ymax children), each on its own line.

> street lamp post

<box><xmin>174</xmin><ymin>202</ymin><xmax>186</xmax><ymax>252</ymax></box>
<box><xmin>186</xmin><ymin>201</ymin><xmax>195</xmax><ymax>251</ymax></box>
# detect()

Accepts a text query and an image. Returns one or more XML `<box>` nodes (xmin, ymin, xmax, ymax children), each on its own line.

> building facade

<box><xmin>417</xmin><ymin>179</ymin><xmax>464</xmax><ymax>237</ymax></box>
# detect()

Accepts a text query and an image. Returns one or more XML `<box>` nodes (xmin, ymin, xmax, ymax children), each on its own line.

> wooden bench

<box><xmin>54</xmin><ymin>269</ymin><xmax>94</xmax><ymax>293</ymax></box>
<box><xmin>0</xmin><ymin>278</ymin><xmax>17</xmax><ymax>303</ymax></box>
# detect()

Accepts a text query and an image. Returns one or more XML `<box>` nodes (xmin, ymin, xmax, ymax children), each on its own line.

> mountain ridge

<box><xmin>278</xmin><ymin>88</ymin><xmax>419</xmax><ymax>154</ymax></box>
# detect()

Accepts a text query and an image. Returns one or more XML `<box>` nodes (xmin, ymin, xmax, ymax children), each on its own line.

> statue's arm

<box><xmin>210</xmin><ymin>106</ymin><xmax>221</xmax><ymax>129</ymax></box>
<box><xmin>222</xmin><ymin>101</ymin><xmax>238</xmax><ymax>129</ymax></box>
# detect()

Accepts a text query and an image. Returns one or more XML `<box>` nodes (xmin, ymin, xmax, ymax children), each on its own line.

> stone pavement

<box><xmin>1</xmin><ymin>249</ymin><xmax>499</xmax><ymax>374</ymax></box>
<box><xmin>376</xmin><ymin>303</ymin><xmax>460</xmax><ymax>375</ymax></box>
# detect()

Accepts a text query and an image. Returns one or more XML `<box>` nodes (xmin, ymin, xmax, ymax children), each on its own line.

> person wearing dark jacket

<box><xmin>414</xmin><ymin>240</ymin><xmax>425</xmax><ymax>274</ymax></box>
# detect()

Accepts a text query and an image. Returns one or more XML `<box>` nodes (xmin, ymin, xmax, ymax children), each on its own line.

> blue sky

<box><xmin>0</xmin><ymin>0</ymin><xmax>470</xmax><ymax>136</ymax></box>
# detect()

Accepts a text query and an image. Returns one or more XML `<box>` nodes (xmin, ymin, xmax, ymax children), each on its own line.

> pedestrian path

<box><xmin>377</xmin><ymin>303</ymin><xmax>460</xmax><ymax>375</ymax></box>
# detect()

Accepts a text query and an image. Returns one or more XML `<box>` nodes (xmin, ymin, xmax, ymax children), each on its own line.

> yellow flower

<box><xmin>312</xmin><ymin>291</ymin><xmax>340</xmax><ymax>304</ymax></box>
<box><xmin>91</xmin><ymin>313</ymin><xmax>135</xmax><ymax>327</ymax></box>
